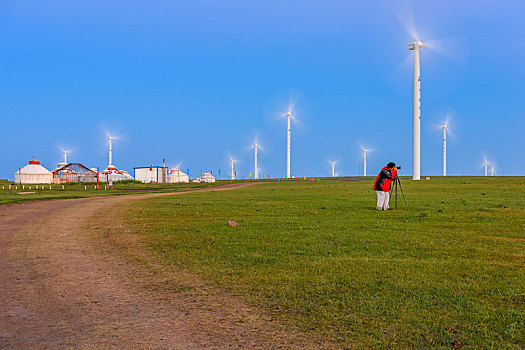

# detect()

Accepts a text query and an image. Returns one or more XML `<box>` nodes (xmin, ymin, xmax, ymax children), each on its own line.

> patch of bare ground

<box><xmin>0</xmin><ymin>183</ymin><xmax>332</xmax><ymax>349</ymax></box>
<box><xmin>491</xmin><ymin>236</ymin><xmax>525</xmax><ymax>243</ymax></box>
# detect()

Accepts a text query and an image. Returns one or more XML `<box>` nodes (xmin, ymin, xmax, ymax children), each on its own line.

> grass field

<box><xmin>0</xmin><ymin>180</ymin><xmax>221</xmax><ymax>205</ymax></box>
<box><xmin>110</xmin><ymin>177</ymin><xmax>524</xmax><ymax>348</ymax></box>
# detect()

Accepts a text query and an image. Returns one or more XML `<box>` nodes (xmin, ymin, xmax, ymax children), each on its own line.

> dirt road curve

<box><xmin>0</xmin><ymin>184</ymin><xmax>320</xmax><ymax>349</ymax></box>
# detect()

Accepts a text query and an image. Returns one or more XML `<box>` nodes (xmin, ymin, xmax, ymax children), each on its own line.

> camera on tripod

<box><xmin>391</xmin><ymin>173</ymin><xmax>408</xmax><ymax>210</ymax></box>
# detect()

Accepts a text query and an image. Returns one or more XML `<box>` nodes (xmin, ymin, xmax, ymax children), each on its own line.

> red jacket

<box><xmin>373</xmin><ymin>167</ymin><xmax>398</xmax><ymax>192</ymax></box>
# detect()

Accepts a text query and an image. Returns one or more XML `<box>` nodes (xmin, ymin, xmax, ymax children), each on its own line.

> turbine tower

<box><xmin>231</xmin><ymin>158</ymin><xmax>235</xmax><ymax>180</ymax></box>
<box><xmin>484</xmin><ymin>160</ymin><xmax>488</xmax><ymax>176</ymax></box>
<box><xmin>108</xmin><ymin>136</ymin><xmax>116</xmax><ymax>169</ymax></box>
<box><xmin>363</xmin><ymin>149</ymin><xmax>368</xmax><ymax>177</ymax></box>
<box><xmin>491</xmin><ymin>167</ymin><xmax>494</xmax><ymax>176</ymax></box>
<box><xmin>254</xmin><ymin>142</ymin><xmax>258</xmax><ymax>180</ymax></box>
<box><xmin>286</xmin><ymin>111</ymin><xmax>291</xmax><ymax>178</ymax></box>
<box><xmin>57</xmin><ymin>149</ymin><xmax>70</xmax><ymax>169</ymax></box>
<box><xmin>409</xmin><ymin>40</ymin><xmax>424</xmax><ymax>180</ymax></box>
<box><xmin>442</xmin><ymin>124</ymin><xmax>447</xmax><ymax>176</ymax></box>
<box><xmin>331</xmin><ymin>161</ymin><xmax>336</xmax><ymax>177</ymax></box>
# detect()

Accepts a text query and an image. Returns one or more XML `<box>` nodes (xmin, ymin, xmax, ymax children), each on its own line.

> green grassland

<box><xmin>117</xmin><ymin>177</ymin><xmax>524</xmax><ymax>348</ymax></box>
<box><xmin>0</xmin><ymin>180</ymin><xmax>219</xmax><ymax>205</ymax></box>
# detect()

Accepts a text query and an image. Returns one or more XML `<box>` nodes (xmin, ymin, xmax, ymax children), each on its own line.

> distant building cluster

<box><xmin>133</xmin><ymin>166</ymin><xmax>191</xmax><ymax>184</ymax></box>
<box><xmin>11</xmin><ymin>132</ymin><xmax>205</xmax><ymax>185</ymax></box>
<box><xmin>13</xmin><ymin>158</ymin><xmax>195</xmax><ymax>185</ymax></box>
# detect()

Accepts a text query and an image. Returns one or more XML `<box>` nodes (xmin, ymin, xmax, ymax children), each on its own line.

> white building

<box><xmin>134</xmin><ymin>166</ymin><xmax>167</xmax><ymax>183</ymax></box>
<box><xmin>200</xmin><ymin>172</ymin><xmax>216</xmax><ymax>183</ymax></box>
<box><xmin>98</xmin><ymin>165</ymin><xmax>134</xmax><ymax>182</ymax></box>
<box><xmin>167</xmin><ymin>168</ymin><xmax>189</xmax><ymax>183</ymax></box>
<box><xmin>14</xmin><ymin>160</ymin><xmax>53</xmax><ymax>184</ymax></box>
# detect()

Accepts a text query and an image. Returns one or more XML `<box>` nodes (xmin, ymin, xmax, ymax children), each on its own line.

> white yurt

<box><xmin>14</xmin><ymin>160</ymin><xmax>53</xmax><ymax>184</ymax></box>
<box><xmin>200</xmin><ymin>172</ymin><xmax>216</xmax><ymax>183</ymax></box>
<box><xmin>98</xmin><ymin>165</ymin><xmax>134</xmax><ymax>182</ymax></box>
<box><xmin>167</xmin><ymin>168</ymin><xmax>189</xmax><ymax>183</ymax></box>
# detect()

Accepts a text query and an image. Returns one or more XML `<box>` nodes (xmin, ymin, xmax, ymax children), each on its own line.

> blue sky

<box><xmin>1</xmin><ymin>0</ymin><xmax>523</xmax><ymax>179</ymax></box>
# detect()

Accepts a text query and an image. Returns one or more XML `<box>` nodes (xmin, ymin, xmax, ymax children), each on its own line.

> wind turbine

<box><xmin>328</xmin><ymin>161</ymin><xmax>337</xmax><ymax>177</ymax></box>
<box><xmin>408</xmin><ymin>40</ymin><xmax>424</xmax><ymax>180</ymax></box>
<box><xmin>108</xmin><ymin>135</ymin><xmax>113</xmax><ymax>168</ymax></box>
<box><xmin>254</xmin><ymin>142</ymin><xmax>258</xmax><ymax>179</ymax></box>
<box><xmin>107</xmin><ymin>135</ymin><xmax>117</xmax><ymax>169</ymax></box>
<box><xmin>361</xmin><ymin>148</ymin><xmax>370</xmax><ymax>176</ymax></box>
<box><xmin>286</xmin><ymin>111</ymin><xmax>291</xmax><ymax>178</ymax></box>
<box><xmin>56</xmin><ymin>148</ymin><xmax>71</xmax><ymax>169</ymax></box>
<box><xmin>491</xmin><ymin>166</ymin><xmax>495</xmax><ymax>176</ymax></box>
<box><xmin>484</xmin><ymin>159</ymin><xmax>488</xmax><ymax>176</ymax></box>
<box><xmin>230</xmin><ymin>158</ymin><xmax>237</xmax><ymax>180</ymax></box>
<box><xmin>248</xmin><ymin>138</ymin><xmax>265</xmax><ymax>180</ymax></box>
<box><xmin>392</xmin><ymin>2</ymin><xmax>468</xmax><ymax>181</ymax></box>
<box><xmin>442</xmin><ymin>123</ymin><xmax>448</xmax><ymax>176</ymax></box>
<box><xmin>275</xmin><ymin>96</ymin><xmax>302</xmax><ymax>178</ymax></box>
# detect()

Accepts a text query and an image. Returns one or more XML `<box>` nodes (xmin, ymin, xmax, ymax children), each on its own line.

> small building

<box><xmin>200</xmin><ymin>172</ymin><xmax>216</xmax><ymax>183</ymax></box>
<box><xmin>134</xmin><ymin>166</ymin><xmax>167</xmax><ymax>183</ymax></box>
<box><xmin>167</xmin><ymin>168</ymin><xmax>189</xmax><ymax>183</ymax></box>
<box><xmin>14</xmin><ymin>160</ymin><xmax>53</xmax><ymax>184</ymax></box>
<box><xmin>98</xmin><ymin>165</ymin><xmax>134</xmax><ymax>182</ymax></box>
<box><xmin>52</xmin><ymin>163</ymin><xmax>97</xmax><ymax>183</ymax></box>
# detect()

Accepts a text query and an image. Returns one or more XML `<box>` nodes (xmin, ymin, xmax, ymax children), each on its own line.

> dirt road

<box><xmin>0</xmin><ymin>184</ymin><xmax>320</xmax><ymax>349</ymax></box>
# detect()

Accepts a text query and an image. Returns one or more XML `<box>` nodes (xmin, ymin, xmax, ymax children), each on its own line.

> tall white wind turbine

<box><xmin>108</xmin><ymin>135</ymin><xmax>114</xmax><ymax>169</ymax></box>
<box><xmin>248</xmin><ymin>139</ymin><xmax>264</xmax><ymax>180</ymax></box>
<box><xmin>484</xmin><ymin>159</ymin><xmax>488</xmax><ymax>176</ymax></box>
<box><xmin>363</xmin><ymin>148</ymin><xmax>369</xmax><ymax>176</ymax></box>
<box><xmin>106</xmin><ymin>134</ymin><xmax>120</xmax><ymax>170</ymax></box>
<box><xmin>393</xmin><ymin>2</ymin><xmax>468</xmax><ymax>181</ymax></box>
<box><xmin>254</xmin><ymin>142</ymin><xmax>258</xmax><ymax>180</ymax></box>
<box><xmin>330</xmin><ymin>161</ymin><xmax>336</xmax><ymax>177</ymax></box>
<box><xmin>230</xmin><ymin>158</ymin><xmax>237</xmax><ymax>180</ymax></box>
<box><xmin>276</xmin><ymin>99</ymin><xmax>302</xmax><ymax>179</ymax></box>
<box><xmin>408</xmin><ymin>40</ymin><xmax>424</xmax><ymax>180</ymax></box>
<box><xmin>286</xmin><ymin>111</ymin><xmax>291</xmax><ymax>178</ymax></box>
<box><xmin>442</xmin><ymin>124</ymin><xmax>447</xmax><ymax>176</ymax></box>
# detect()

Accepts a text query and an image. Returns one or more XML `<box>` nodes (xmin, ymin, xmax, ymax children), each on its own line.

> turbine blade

<box><xmin>288</xmin><ymin>90</ymin><xmax>302</xmax><ymax>113</ymax></box>
<box><xmin>424</xmin><ymin>36</ymin><xmax>469</xmax><ymax>62</ymax></box>
<box><xmin>290</xmin><ymin>113</ymin><xmax>306</xmax><ymax>131</ymax></box>
<box><xmin>392</xmin><ymin>0</ymin><xmax>420</xmax><ymax>40</ymax></box>
<box><xmin>385</xmin><ymin>53</ymin><xmax>412</xmax><ymax>90</ymax></box>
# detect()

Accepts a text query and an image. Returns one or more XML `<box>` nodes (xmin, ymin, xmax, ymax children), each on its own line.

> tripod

<box><xmin>391</xmin><ymin>176</ymin><xmax>408</xmax><ymax>210</ymax></box>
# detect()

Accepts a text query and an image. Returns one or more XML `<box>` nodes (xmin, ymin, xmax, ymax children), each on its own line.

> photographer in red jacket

<box><xmin>373</xmin><ymin>162</ymin><xmax>398</xmax><ymax>210</ymax></box>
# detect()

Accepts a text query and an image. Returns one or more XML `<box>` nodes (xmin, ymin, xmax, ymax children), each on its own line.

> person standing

<box><xmin>373</xmin><ymin>162</ymin><xmax>398</xmax><ymax>210</ymax></box>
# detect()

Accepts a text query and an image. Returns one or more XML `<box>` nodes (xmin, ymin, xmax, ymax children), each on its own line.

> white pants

<box><xmin>376</xmin><ymin>191</ymin><xmax>390</xmax><ymax>210</ymax></box>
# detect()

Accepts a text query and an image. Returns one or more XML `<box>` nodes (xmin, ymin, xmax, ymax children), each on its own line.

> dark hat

<box><xmin>387</xmin><ymin>162</ymin><xmax>396</xmax><ymax>168</ymax></box>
